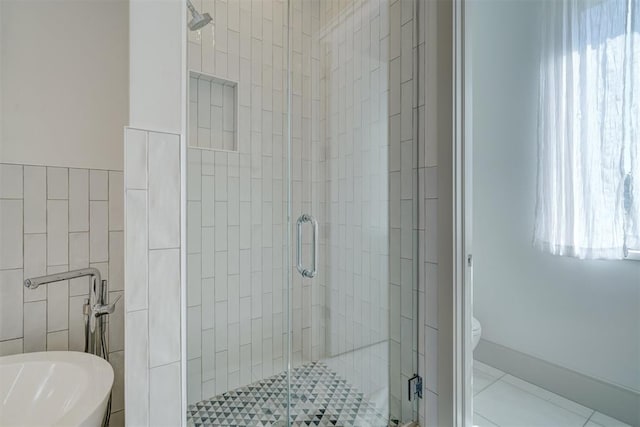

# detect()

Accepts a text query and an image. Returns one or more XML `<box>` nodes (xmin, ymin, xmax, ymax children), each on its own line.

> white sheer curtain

<box><xmin>534</xmin><ymin>0</ymin><xmax>639</xmax><ymax>259</ymax></box>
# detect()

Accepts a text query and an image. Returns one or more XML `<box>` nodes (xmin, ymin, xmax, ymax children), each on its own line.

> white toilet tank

<box><xmin>472</xmin><ymin>317</ymin><xmax>482</xmax><ymax>350</ymax></box>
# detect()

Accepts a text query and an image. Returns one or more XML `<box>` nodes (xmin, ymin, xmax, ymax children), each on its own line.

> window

<box><xmin>534</xmin><ymin>0</ymin><xmax>639</xmax><ymax>260</ymax></box>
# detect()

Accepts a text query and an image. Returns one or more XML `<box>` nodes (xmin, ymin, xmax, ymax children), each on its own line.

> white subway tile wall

<box><xmin>148</xmin><ymin>132</ymin><xmax>181</xmax><ymax>250</ymax></box>
<box><xmin>189</xmin><ymin>72</ymin><xmax>238</xmax><ymax>151</ymax></box>
<box><xmin>124</xmin><ymin>128</ymin><xmax>182</xmax><ymax>427</ymax></box>
<box><xmin>317</xmin><ymin>0</ymin><xmax>390</xmax><ymax>363</ymax></box>
<box><xmin>186</xmin><ymin>0</ymin><xmax>291</xmax><ymax>409</ymax></box>
<box><xmin>0</xmin><ymin>162</ymin><xmax>125</xmax><ymax>423</ymax></box>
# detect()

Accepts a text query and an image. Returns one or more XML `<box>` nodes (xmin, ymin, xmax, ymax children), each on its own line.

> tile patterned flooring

<box><xmin>187</xmin><ymin>362</ymin><xmax>394</xmax><ymax>426</ymax></box>
<box><xmin>473</xmin><ymin>361</ymin><xmax>632</xmax><ymax>427</ymax></box>
<box><xmin>187</xmin><ymin>357</ymin><xmax>632</xmax><ymax>426</ymax></box>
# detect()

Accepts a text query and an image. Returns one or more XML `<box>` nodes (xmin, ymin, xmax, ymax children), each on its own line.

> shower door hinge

<box><xmin>408</xmin><ymin>374</ymin><xmax>423</xmax><ymax>400</ymax></box>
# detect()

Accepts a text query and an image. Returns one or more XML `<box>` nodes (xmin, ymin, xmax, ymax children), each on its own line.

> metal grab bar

<box><xmin>296</xmin><ymin>213</ymin><xmax>318</xmax><ymax>278</ymax></box>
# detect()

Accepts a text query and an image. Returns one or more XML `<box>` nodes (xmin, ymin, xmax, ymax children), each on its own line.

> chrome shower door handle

<box><xmin>296</xmin><ymin>214</ymin><xmax>318</xmax><ymax>278</ymax></box>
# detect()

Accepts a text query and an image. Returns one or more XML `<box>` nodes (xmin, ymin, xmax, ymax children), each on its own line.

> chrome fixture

<box><xmin>24</xmin><ymin>267</ymin><xmax>119</xmax><ymax>426</ymax></box>
<box><xmin>25</xmin><ymin>267</ymin><xmax>99</xmax><ymax>290</ymax></box>
<box><xmin>24</xmin><ymin>268</ymin><xmax>120</xmax><ymax>358</ymax></box>
<box><xmin>187</xmin><ymin>0</ymin><xmax>212</xmax><ymax>31</ymax></box>
<box><xmin>296</xmin><ymin>213</ymin><xmax>318</xmax><ymax>278</ymax></box>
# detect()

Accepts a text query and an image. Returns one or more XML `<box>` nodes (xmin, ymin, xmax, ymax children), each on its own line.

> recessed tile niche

<box><xmin>189</xmin><ymin>71</ymin><xmax>237</xmax><ymax>151</ymax></box>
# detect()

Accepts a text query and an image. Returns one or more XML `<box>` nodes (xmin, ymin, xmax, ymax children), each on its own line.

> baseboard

<box><xmin>475</xmin><ymin>339</ymin><xmax>640</xmax><ymax>427</ymax></box>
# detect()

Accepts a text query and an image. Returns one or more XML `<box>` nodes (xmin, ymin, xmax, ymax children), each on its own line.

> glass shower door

<box><xmin>185</xmin><ymin>0</ymin><xmax>420</xmax><ymax>424</ymax></box>
<box><xmin>285</xmin><ymin>0</ymin><xmax>420</xmax><ymax>425</ymax></box>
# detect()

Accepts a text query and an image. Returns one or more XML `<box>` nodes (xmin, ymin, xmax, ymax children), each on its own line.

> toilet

<box><xmin>472</xmin><ymin>317</ymin><xmax>482</xmax><ymax>350</ymax></box>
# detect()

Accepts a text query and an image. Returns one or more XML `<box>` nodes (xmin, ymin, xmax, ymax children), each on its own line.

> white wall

<box><xmin>129</xmin><ymin>0</ymin><xmax>182</xmax><ymax>134</ymax></box>
<box><xmin>0</xmin><ymin>0</ymin><xmax>128</xmax><ymax>171</ymax></box>
<box><xmin>470</xmin><ymin>0</ymin><xmax>640</xmax><ymax>392</ymax></box>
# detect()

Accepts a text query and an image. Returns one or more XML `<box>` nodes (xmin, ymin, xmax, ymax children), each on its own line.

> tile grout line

<box><xmin>21</xmin><ymin>165</ymin><xmax>25</xmax><ymax>353</ymax></box>
<box><xmin>582</xmin><ymin>410</ymin><xmax>597</xmax><ymax>427</ymax></box>
<box><xmin>66</xmin><ymin>167</ymin><xmax>72</xmax><ymax>352</ymax></box>
<box><xmin>476</xmin><ymin>412</ymin><xmax>502</xmax><ymax>427</ymax></box>
<box><xmin>44</xmin><ymin>167</ymin><xmax>49</xmax><ymax>350</ymax></box>
<box><xmin>501</xmin><ymin>374</ymin><xmax>598</xmax><ymax>419</ymax></box>
<box><xmin>473</xmin><ymin>371</ymin><xmax>506</xmax><ymax>397</ymax></box>
<box><xmin>144</xmin><ymin>129</ymin><xmax>150</xmax><ymax>423</ymax></box>
<box><xmin>477</xmin><ymin>372</ymin><xmax>604</xmax><ymax>423</ymax></box>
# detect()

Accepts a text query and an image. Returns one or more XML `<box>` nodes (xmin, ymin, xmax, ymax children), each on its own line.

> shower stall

<box><xmin>184</xmin><ymin>0</ymin><xmax>422</xmax><ymax>425</ymax></box>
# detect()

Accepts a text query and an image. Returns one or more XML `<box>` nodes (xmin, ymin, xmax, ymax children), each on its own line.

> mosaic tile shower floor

<box><xmin>187</xmin><ymin>361</ymin><xmax>397</xmax><ymax>427</ymax></box>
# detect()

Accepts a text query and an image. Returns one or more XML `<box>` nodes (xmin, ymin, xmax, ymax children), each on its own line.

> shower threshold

<box><xmin>187</xmin><ymin>361</ymin><xmax>398</xmax><ymax>426</ymax></box>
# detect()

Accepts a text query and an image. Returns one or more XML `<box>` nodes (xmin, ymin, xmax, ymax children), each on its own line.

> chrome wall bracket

<box><xmin>408</xmin><ymin>374</ymin><xmax>423</xmax><ymax>401</ymax></box>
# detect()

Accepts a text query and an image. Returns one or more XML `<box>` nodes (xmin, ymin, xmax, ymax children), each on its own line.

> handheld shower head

<box><xmin>187</xmin><ymin>0</ymin><xmax>212</xmax><ymax>31</ymax></box>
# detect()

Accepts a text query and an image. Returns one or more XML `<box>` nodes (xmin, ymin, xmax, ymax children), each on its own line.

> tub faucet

<box><xmin>94</xmin><ymin>294</ymin><xmax>121</xmax><ymax>317</ymax></box>
<box><xmin>24</xmin><ymin>267</ymin><xmax>120</xmax><ymax>357</ymax></box>
<box><xmin>24</xmin><ymin>267</ymin><xmax>102</xmax><ymax>290</ymax></box>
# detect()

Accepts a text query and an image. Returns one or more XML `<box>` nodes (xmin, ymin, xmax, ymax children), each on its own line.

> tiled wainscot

<box><xmin>0</xmin><ymin>163</ymin><xmax>125</xmax><ymax>424</ymax></box>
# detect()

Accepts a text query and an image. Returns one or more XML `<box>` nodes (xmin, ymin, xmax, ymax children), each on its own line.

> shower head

<box><xmin>187</xmin><ymin>0</ymin><xmax>212</xmax><ymax>31</ymax></box>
